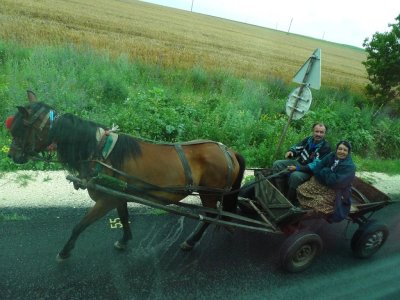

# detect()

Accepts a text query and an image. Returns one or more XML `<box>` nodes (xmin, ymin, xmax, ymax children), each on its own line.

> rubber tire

<box><xmin>280</xmin><ymin>230</ymin><xmax>323</xmax><ymax>273</ymax></box>
<box><xmin>351</xmin><ymin>220</ymin><xmax>389</xmax><ymax>259</ymax></box>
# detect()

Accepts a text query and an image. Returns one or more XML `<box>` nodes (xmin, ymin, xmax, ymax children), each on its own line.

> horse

<box><xmin>6</xmin><ymin>90</ymin><xmax>246</xmax><ymax>261</ymax></box>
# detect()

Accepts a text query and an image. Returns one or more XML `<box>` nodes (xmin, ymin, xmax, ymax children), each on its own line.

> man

<box><xmin>273</xmin><ymin>122</ymin><xmax>331</xmax><ymax>202</ymax></box>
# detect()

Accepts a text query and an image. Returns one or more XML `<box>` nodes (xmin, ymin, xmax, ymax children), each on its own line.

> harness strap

<box><xmin>174</xmin><ymin>144</ymin><xmax>194</xmax><ymax>191</ymax></box>
<box><xmin>217</xmin><ymin>143</ymin><xmax>234</xmax><ymax>190</ymax></box>
<box><xmin>97</xmin><ymin>131</ymin><xmax>109</xmax><ymax>158</ymax></box>
<box><xmin>91</xmin><ymin>160</ymin><xmax>230</xmax><ymax>194</ymax></box>
<box><xmin>26</xmin><ymin>106</ymin><xmax>47</xmax><ymax>125</ymax></box>
<box><xmin>38</xmin><ymin>112</ymin><xmax>50</xmax><ymax>130</ymax></box>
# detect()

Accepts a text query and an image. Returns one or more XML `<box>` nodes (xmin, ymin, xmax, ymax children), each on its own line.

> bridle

<box><xmin>10</xmin><ymin>106</ymin><xmax>57</xmax><ymax>162</ymax></box>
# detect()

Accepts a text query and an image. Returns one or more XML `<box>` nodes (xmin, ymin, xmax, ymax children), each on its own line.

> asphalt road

<box><xmin>1</xmin><ymin>201</ymin><xmax>400</xmax><ymax>300</ymax></box>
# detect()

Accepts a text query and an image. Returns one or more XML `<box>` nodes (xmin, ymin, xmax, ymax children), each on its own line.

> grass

<box><xmin>0</xmin><ymin>0</ymin><xmax>367</xmax><ymax>93</ymax></box>
<box><xmin>353</xmin><ymin>157</ymin><xmax>400</xmax><ymax>175</ymax></box>
<box><xmin>43</xmin><ymin>175</ymin><xmax>52</xmax><ymax>182</ymax></box>
<box><xmin>1</xmin><ymin>0</ymin><xmax>398</xmax><ymax>174</ymax></box>
<box><xmin>0</xmin><ymin>213</ymin><xmax>29</xmax><ymax>222</ymax></box>
<box><xmin>15</xmin><ymin>173</ymin><xmax>34</xmax><ymax>187</ymax></box>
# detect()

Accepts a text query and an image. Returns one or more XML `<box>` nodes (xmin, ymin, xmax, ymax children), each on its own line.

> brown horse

<box><xmin>6</xmin><ymin>91</ymin><xmax>246</xmax><ymax>261</ymax></box>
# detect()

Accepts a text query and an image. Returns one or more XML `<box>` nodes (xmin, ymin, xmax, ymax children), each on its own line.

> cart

<box><xmin>67</xmin><ymin>169</ymin><xmax>393</xmax><ymax>273</ymax></box>
<box><xmin>237</xmin><ymin>169</ymin><xmax>393</xmax><ymax>272</ymax></box>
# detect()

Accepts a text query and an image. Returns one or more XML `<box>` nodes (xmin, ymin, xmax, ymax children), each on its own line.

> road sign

<box><xmin>285</xmin><ymin>86</ymin><xmax>312</xmax><ymax>120</ymax></box>
<box><xmin>273</xmin><ymin>48</ymin><xmax>322</xmax><ymax>159</ymax></box>
<box><xmin>292</xmin><ymin>48</ymin><xmax>321</xmax><ymax>90</ymax></box>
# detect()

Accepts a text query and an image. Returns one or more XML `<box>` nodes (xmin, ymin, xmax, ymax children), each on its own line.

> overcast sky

<box><xmin>141</xmin><ymin>0</ymin><xmax>399</xmax><ymax>48</ymax></box>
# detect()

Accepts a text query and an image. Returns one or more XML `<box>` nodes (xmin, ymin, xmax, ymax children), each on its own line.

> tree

<box><xmin>362</xmin><ymin>14</ymin><xmax>400</xmax><ymax>113</ymax></box>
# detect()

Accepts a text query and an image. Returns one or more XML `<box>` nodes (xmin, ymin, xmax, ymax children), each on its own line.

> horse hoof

<box><xmin>180</xmin><ymin>241</ymin><xmax>194</xmax><ymax>251</ymax></box>
<box><xmin>56</xmin><ymin>253</ymin><xmax>70</xmax><ymax>262</ymax></box>
<box><xmin>114</xmin><ymin>241</ymin><xmax>127</xmax><ymax>251</ymax></box>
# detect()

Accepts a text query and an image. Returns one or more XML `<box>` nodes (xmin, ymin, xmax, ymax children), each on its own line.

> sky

<box><xmin>141</xmin><ymin>0</ymin><xmax>400</xmax><ymax>48</ymax></box>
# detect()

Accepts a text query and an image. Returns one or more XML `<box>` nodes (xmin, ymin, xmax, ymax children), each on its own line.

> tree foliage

<box><xmin>362</xmin><ymin>14</ymin><xmax>400</xmax><ymax>111</ymax></box>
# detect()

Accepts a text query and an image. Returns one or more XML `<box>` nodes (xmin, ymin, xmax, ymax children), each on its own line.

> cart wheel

<box><xmin>351</xmin><ymin>220</ymin><xmax>389</xmax><ymax>259</ymax></box>
<box><xmin>280</xmin><ymin>230</ymin><xmax>323</xmax><ymax>273</ymax></box>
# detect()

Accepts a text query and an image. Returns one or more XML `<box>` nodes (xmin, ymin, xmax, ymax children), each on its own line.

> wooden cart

<box><xmin>67</xmin><ymin>168</ymin><xmax>393</xmax><ymax>273</ymax></box>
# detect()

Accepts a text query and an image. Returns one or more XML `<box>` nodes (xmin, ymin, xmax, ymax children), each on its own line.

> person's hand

<box><xmin>287</xmin><ymin>165</ymin><xmax>297</xmax><ymax>172</ymax></box>
<box><xmin>285</xmin><ymin>151</ymin><xmax>294</xmax><ymax>159</ymax></box>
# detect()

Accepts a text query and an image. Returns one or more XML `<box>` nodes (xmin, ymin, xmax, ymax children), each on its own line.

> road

<box><xmin>1</xmin><ymin>200</ymin><xmax>400</xmax><ymax>300</ymax></box>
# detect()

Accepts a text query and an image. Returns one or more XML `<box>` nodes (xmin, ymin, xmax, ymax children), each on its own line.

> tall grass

<box><xmin>0</xmin><ymin>0</ymin><xmax>367</xmax><ymax>92</ymax></box>
<box><xmin>1</xmin><ymin>41</ymin><xmax>400</xmax><ymax>174</ymax></box>
<box><xmin>1</xmin><ymin>0</ymin><xmax>399</xmax><ymax>173</ymax></box>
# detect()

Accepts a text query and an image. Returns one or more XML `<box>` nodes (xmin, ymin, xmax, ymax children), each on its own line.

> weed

<box><xmin>15</xmin><ymin>174</ymin><xmax>34</xmax><ymax>187</ymax></box>
<box><xmin>43</xmin><ymin>176</ymin><xmax>52</xmax><ymax>182</ymax></box>
<box><xmin>0</xmin><ymin>213</ymin><xmax>29</xmax><ymax>221</ymax></box>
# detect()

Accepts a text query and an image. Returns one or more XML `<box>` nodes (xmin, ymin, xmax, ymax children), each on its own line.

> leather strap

<box><xmin>174</xmin><ymin>144</ymin><xmax>194</xmax><ymax>191</ymax></box>
<box><xmin>217</xmin><ymin>143</ymin><xmax>234</xmax><ymax>190</ymax></box>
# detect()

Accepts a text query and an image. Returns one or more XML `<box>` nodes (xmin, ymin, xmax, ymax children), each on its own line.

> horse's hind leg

<box><xmin>180</xmin><ymin>221</ymin><xmax>210</xmax><ymax>251</ymax></box>
<box><xmin>114</xmin><ymin>202</ymin><xmax>133</xmax><ymax>250</ymax></box>
<box><xmin>180</xmin><ymin>194</ymin><xmax>217</xmax><ymax>251</ymax></box>
<box><xmin>57</xmin><ymin>199</ymin><xmax>115</xmax><ymax>261</ymax></box>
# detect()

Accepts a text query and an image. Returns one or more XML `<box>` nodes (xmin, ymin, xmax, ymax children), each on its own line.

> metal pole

<box><xmin>273</xmin><ymin>54</ymin><xmax>317</xmax><ymax>160</ymax></box>
<box><xmin>287</xmin><ymin>18</ymin><xmax>293</xmax><ymax>34</ymax></box>
<box><xmin>191</xmin><ymin>0</ymin><xmax>194</xmax><ymax>12</ymax></box>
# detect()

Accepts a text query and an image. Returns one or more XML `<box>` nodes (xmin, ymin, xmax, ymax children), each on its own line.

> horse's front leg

<box><xmin>114</xmin><ymin>202</ymin><xmax>133</xmax><ymax>250</ymax></box>
<box><xmin>57</xmin><ymin>199</ymin><xmax>115</xmax><ymax>261</ymax></box>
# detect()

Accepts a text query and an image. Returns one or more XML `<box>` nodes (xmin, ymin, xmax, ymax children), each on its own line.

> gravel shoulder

<box><xmin>1</xmin><ymin>170</ymin><xmax>399</xmax><ymax>208</ymax></box>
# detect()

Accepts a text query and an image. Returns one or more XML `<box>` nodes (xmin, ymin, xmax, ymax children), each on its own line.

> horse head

<box><xmin>6</xmin><ymin>90</ymin><xmax>55</xmax><ymax>164</ymax></box>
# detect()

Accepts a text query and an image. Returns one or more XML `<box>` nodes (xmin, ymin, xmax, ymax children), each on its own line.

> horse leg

<box><xmin>57</xmin><ymin>199</ymin><xmax>115</xmax><ymax>261</ymax></box>
<box><xmin>180</xmin><ymin>195</ymin><xmax>217</xmax><ymax>251</ymax></box>
<box><xmin>114</xmin><ymin>202</ymin><xmax>133</xmax><ymax>250</ymax></box>
<box><xmin>180</xmin><ymin>221</ymin><xmax>210</xmax><ymax>251</ymax></box>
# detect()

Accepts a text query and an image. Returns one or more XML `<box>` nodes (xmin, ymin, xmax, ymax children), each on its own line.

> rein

<box><xmin>91</xmin><ymin>160</ymin><xmax>232</xmax><ymax>195</ymax></box>
<box><xmin>88</xmin><ymin>163</ymin><xmax>289</xmax><ymax>197</ymax></box>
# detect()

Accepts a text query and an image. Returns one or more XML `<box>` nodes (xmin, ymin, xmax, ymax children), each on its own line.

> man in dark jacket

<box><xmin>273</xmin><ymin>122</ymin><xmax>331</xmax><ymax>202</ymax></box>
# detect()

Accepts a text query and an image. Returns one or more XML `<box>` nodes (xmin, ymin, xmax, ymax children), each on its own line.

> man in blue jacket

<box><xmin>273</xmin><ymin>122</ymin><xmax>331</xmax><ymax>202</ymax></box>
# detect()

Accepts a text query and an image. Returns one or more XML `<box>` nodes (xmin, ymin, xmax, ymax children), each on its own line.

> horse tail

<box><xmin>222</xmin><ymin>152</ymin><xmax>246</xmax><ymax>213</ymax></box>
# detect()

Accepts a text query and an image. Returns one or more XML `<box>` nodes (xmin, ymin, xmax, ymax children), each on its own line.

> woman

<box><xmin>294</xmin><ymin>141</ymin><xmax>356</xmax><ymax>222</ymax></box>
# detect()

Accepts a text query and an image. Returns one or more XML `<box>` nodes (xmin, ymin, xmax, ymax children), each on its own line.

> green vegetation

<box><xmin>1</xmin><ymin>41</ymin><xmax>399</xmax><ymax>175</ymax></box>
<box><xmin>0</xmin><ymin>213</ymin><xmax>29</xmax><ymax>222</ymax></box>
<box><xmin>0</xmin><ymin>0</ymin><xmax>399</xmax><ymax>175</ymax></box>
<box><xmin>363</xmin><ymin>14</ymin><xmax>400</xmax><ymax>111</ymax></box>
<box><xmin>0</xmin><ymin>0</ymin><xmax>367</xmax><ymax>92</ymax></box>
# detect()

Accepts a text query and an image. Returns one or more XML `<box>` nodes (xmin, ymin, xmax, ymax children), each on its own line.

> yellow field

<box><xmin>0</xmin><ymin>0</ymin><xmax>367</xmax><ymax>92</ymax></box>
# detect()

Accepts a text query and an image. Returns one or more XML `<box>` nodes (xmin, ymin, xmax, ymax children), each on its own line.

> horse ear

<box><xmin>17</xmin><ymin>106</ymin><xmax>29</xmax><ymax>118</ymax></box>
<box><xmin>27</xmin><ymin>90</ymin><xmax>37</xmax><ymax>103</ymax></box>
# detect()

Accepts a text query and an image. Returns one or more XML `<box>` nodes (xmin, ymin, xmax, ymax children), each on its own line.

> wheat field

<box><xmin>0</xmin><ymin>0</ymin><xmax>368</xmax><ymax>92</ymax></box>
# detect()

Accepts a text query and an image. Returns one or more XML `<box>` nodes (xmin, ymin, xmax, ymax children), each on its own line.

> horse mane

<box><xmin>50</xmin><ymin>113</ymin><xmax>101</xmax><ymax>171</ymax></box>
<box><xmin>108</xmin><ymin>133</ymin><xmax>142</xmax><ymax>170</ymax></box>
<box><xmin>50</xmin><ymin>113</ymin><xmax>142</xmax><ymax>172</ymax></box>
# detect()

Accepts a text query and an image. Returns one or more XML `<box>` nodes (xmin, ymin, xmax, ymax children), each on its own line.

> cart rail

<box><xmin>66</xmin><ymin>175</ymin><xmax>283</xmax><ymax>234</ymax></box>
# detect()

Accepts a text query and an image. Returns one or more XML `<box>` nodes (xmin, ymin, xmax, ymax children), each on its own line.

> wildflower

<box><xmin>1</xmin><ymin>146</ymin><xmax>10</xmax><ymax>153</ymax></box>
